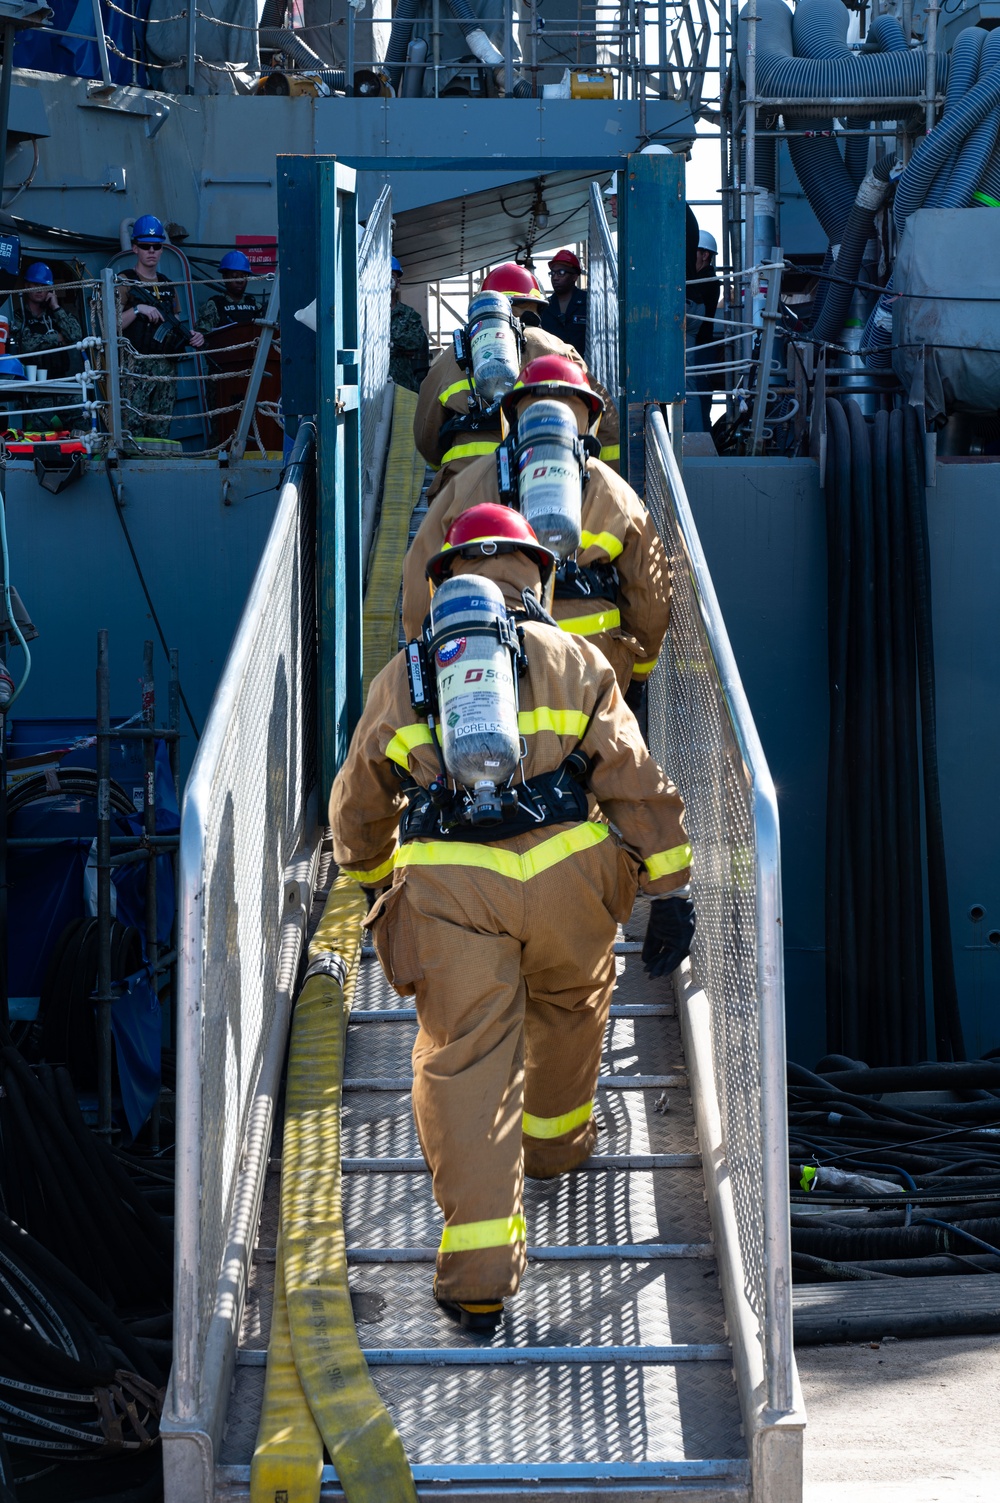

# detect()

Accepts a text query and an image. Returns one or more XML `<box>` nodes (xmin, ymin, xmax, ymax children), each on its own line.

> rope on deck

<box><xmin>251</xmin><ymin>877</ymin><xmax>417</xmax><ymax>1503</ymax></box>
<box><xmin>363</xmin><ymin>384</ymin><xmax>424</xmax><ymax>698</ymax></box>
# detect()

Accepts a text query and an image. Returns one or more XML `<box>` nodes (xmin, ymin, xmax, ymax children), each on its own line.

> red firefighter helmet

<box><xmin>500</xmin><ymin>354</ymin><xmax>604</xmax><ymax>431</ymax></box>
<box><xmin>481</xmin><ymin>262</ymin><xmax>547</xmax><ymax>303</ymax></box>
<box><xmin>426</xmin><ymin>503</ymin><xmax>556</xmax><ymax>588</ymax></box>
<box><xmin>548</xmin><ymin>248</ymin><xmax>582</xmax><ymax>274</ymax></box>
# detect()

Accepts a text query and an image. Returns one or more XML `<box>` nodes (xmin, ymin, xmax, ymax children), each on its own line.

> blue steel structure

<box><xmin>279</xmin><ymin>157</ymin><xmax>363</xmax><ymax>796</ymax></box>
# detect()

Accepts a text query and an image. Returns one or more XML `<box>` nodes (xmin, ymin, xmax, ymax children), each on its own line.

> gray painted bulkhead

<box><xmin>14</xmin><ymin>76</ymin><xmax>696</xmax><ymax>268</ymax></box>
<box><xmin>684</xmin><ymin>455</ymin><xmax>1000</xmax><ymax>1066</ymax></box>
<box><xmin>4</xmin><ymin>458</ymin><xmax>280</xmax><ymax>779</ymax></box>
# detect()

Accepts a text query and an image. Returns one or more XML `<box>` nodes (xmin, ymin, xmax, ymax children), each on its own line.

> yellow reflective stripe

<box><xmin>440</xmin><ymin>439</ymin><xmax>499</xmax><ymax>464</ymax></box>
<box><xmin>630</xmin><ymin>657</ymin><xmax>658</xmax><ymax>680</ymax></box>
<box><xmin>340</xmin><ymin>853</ymin><xmax>396</xmax><ymax>885</ymax></box>
<box><xmin>387</xmin><ymin>710</ymin><xmax>587</xmax><ymax>769</ymax></box>
<box><xmin>516</xmin><ymin>707</ymin><xmax>590</xmax><ymax>739</ymax></box>
<box><xmin>599</xmin><ymin>444</ymin><xmax>620</xmax><ymax>462</ymax></box>
<box><xmin>523</xmin><ymin>1099</ymin><xmax>593</xmax><ymax>1140</ymax></box>
<box><xmin>558</xmin><ymin>608</ymin><xmax>621</xmax><ymax>636</ymax></box>
<box><xmin>579</xmin><ymin>529</ymin><xmax>624</xmax><ymax>561</ymax></box>
<box><xmin>396</xmin><ymin>820</ymin><xmax>609</xmax><ymax>881</ymax></box>
<box><xmin>438</xmin><ymin>378</ymin><xmax>474</xmax><ymax>405</ymax></box>
<box><xmin>645</xmin><ymin>843</ymin><xmax>693</xmax><ymax>880</ymax></box>
<box><xmin>439</xmin><ymin>1214</ymin><xmax>526</xmax><ymax>1254</ymax></box>
<box><xmin>385</xmin><ymin>722</ymin><xmax>433</xmax><ymax>768</ymax></box>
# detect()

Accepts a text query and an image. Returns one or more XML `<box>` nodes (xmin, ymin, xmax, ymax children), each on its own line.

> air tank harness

<box><xmin>400</xmin><ymin>606</ymin><xmax>593</xmax><ymax>840</ymax></box>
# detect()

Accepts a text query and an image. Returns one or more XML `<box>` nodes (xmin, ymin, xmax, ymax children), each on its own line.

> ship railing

<box><xmin>643</xmin><ymin>405</ymin><xmax>804</xmax><ymax>1479</ymax></box>
<box><xmin>357</xmin><ymin>183</ymin><xmax>394</xmax><ymax>564</ymax></box>
<box><xmin>37</xmin><ymin>0</ymin><xmax>716</xmax><ymax>111</ymax></box>
<box><xmin>160</xmin><ymin>422</ymin><xmax>319</xmax><ymax>1484</ymax></box>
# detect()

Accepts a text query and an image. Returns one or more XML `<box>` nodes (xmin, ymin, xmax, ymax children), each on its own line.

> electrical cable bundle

<box><xmin>823</xmin><ymin>399</ymin><xmax>964</xmax><ymax>1066</ymax></box>
<box><xmin>790</xmin><ymin>1056</ymin><xmax>1000</xmax><ymax>1285</ymax></box>
<box><xmin>0</xmin><ymin>1045</ymin><xmax>173</xmax><ymax>1493</ymax></box>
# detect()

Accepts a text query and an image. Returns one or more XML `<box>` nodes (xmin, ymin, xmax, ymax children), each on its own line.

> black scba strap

<box><xmin>398</xmin><ymin>746</ymin><xmax>593</xmax><ymax>844</ymax></box>
<box><xmin>438</xmin><ymin>403</ymin><xmax>502</xmax><ymax>444</ymax></box>
<box><xmin>554</xmin><ymin>557</ymin><xmax>620</xmax><ymax>603</ymax></box>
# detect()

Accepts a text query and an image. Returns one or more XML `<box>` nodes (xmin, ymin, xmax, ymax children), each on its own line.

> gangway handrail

<box><xmin>644</xmin><ymin>408</ymin><xmax>798</xmax><ymax>1436</ymax></box>
<box><xmin>166</xmin><ymin>424</ymin><xmax>319</xmax><ymax>1476</ymax></box>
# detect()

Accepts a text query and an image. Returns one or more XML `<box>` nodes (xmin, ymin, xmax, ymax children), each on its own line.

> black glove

<box><xmin>519</xmin><ymin>587</ymin><xmax>559</xmax><ymax>628</ymax></box>
<box><xmin>360</xmin><ymin>886</ymin><xmax>380</xmax><ymax>914</ymax></box>
<box><xmin>642</xmin><ymin>894</ymin><xmax>696</xmax><ymax>977</ymax></box>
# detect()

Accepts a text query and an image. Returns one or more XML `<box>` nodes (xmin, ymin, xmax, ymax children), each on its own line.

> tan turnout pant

<box><xmin>366</xmin><ymin>825</ymin><xmax>637</xmax><ymax>1302</ymax></box>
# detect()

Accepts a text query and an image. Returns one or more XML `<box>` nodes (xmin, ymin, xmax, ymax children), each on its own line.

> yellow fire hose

<box><xmin>251</xmin><ymin>877</ymin><xmax>417</xmax><ymax>1502</ymax></box>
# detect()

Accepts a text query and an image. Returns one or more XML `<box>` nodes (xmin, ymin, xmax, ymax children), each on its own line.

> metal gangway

<box><xmin>160</xmin><ymin>165</ymin><xmax>803</xmax><ymax>1503</ymax></box>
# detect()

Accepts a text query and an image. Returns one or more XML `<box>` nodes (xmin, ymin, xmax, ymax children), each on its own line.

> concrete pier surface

<box><xmin>800</xmin><ymin>1335</ymin><xmax>1000</xmax><ymax>1501</ymax></box>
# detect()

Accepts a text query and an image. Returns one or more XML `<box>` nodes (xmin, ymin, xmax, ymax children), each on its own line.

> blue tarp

<box><xmin>111</xmin><ymin>967</ymin><xmax>161</xmax><ymax>1138</ymax></box>
<box><xmin>14</xmin><ymin>0</ymin><xmax>151</xmax><ymax>86</ymax></box>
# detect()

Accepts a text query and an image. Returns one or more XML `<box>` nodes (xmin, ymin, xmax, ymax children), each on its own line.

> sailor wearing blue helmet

<box><xmin>119</xmin><ymin>213</ymin><xmax>204</xmax><ymax>443</ymax></box>
<box><xmin>8</xmin><ymin>260</ymin><xmax>83</xmax><ymax>429</ymax></box>
<box><xmin>196</xmin><ymin>249</ymin><xmax>261</xmax><ymax>337</ymax></box>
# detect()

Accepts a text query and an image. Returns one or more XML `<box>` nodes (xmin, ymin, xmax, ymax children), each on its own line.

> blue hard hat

<box><xmin>219</xmin><ymin>250</ymin><xmax>252</xmax><ymax>274</ymax></box>
<box><xmin>0</xmin><ymin>356</ymin><xmax>26</xmax><ymax>379</ymax></box>
<box><xmin>24</xmin><ymin>262</ymin><xmax>53</xmax><ymax>286</ymax></box>
<box><xmin>132</xmin><ymin>214</ymin><xmax>166</xmax><ymax>245</ymax></box>
<box><xmin>391</xmin><ymin>256</ymin><xmax>402</xmax><ymax>273</ymax></box>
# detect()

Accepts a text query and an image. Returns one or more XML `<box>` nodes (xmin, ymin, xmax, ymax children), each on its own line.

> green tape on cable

<box><xmin>974</xmin><ymin>191</ymin><xmax>1000</xmax><ymax>208</ymax></box>
<box><xmin>283</xmin><ymin>877</ymin><xmax>417</xmax><ymax>1502</ymax></box>
<box><xmin>800</xmin><ymin>1164</ymin><xmax>817</xmax><ymax>1193</ymax></box>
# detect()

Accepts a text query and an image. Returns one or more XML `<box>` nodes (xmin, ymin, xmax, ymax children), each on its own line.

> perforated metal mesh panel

<box><xmin>358</xmin><ymin>186</ymin><xmax>393</xmax><ymax>523</ymax></box>
<box><xmin>642</xmin><ymin>412</ymin><xmax>792</xmax><ymax>1409</ymax></box>
<box><xmin>174</xmin><ymin>428</ymin><xmax>317</xmax><ymax>1413</ymax></box>
<box><xmin>587</xmin><ymin>182</ymin><xmax>619</xmax><ymax>406</ymax></box>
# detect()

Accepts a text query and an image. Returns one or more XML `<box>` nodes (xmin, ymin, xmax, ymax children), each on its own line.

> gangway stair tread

<box><xmin>220</xmin><ymin>876</ymin><xmax>750</xmax><ymax>1499</ymax></box>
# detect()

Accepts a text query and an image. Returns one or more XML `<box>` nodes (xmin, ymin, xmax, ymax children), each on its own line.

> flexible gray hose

<box><xmin>894</xmin><ymin>59</ymin><xmax>1000</xmax><ymax>230</ymax></box>
<box><xmin>384</xmin><ymin>0</ymin><xmax>423</xmax><ymax>90</ymax></box>
<box><xmin>814</xmin><ymin>154</ymin><xmax>896</xmax><ymax>344</ymax></box>
<box><xmin>739</xmin><ymin>0</ymin><xmax>948</xmax><ymax>119</ymax></box>
<box><xmin>258</xmin><ymin>0</ymin><xmax>287</xmax><ymax>27</ymax></box>
<box><xmin>444</xmin><ymin>0</ymin><xmax>505</xmax><ymax>66</ymax></box>
<box><xmin>938</xmin><ymin>32</ymin><xmax>1000</xmax><ymax>209</ymax></box>
<box><xmin>259</xmin><ymin>28</ymin><xmax>327</xmax><ymax>70</ymax></box>
<box><xmin>924</xmin><ymin>27</ymin><xmax>988</xmax><ymax>208</ymax></box>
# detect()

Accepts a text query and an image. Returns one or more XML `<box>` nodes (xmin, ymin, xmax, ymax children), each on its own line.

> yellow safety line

<box><xmin>268</xmin><ymin>877</ymin><xmax>417</xmax><ymax>1501</ymax></box>
<box><xmin>250</xmin><ymin>1231</ymin><xmax>323</xmax><ymax>1503</ymax></box>
<box><xmin>363</xmin><ymin>385</ymin><xmax>425</xmax><ymax>698</ymax></box>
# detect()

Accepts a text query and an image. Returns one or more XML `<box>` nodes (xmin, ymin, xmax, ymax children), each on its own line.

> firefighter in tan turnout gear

<box><xmin>403</xmin><ymin>354</ymin><xmax>669</xmax><ymax>700</ymax></box>
<box><xmin>330</xmin><ymin>505</ymin><xmax>694</xmax><ymax>1330</ymax></box>
<box><xmin>413</xmin><ymin>262</ymin><xmax>620</xmax><ymax>505</ymax></box>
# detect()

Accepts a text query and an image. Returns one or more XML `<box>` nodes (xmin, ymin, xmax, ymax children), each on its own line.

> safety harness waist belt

<box><xmin>398</xmin><ymin>749</ymin><xmax>592</xmax><ymax>844</ymax></box>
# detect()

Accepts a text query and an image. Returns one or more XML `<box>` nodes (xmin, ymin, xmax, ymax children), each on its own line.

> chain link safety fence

<box><xmin>643</xmin><ymin>408</ymin><xmax>793</xmax><ymax>1414</ymax></box>
<box><xmin>172</xmin><ymin>424</ymin><xmax>317</xmax><ymax>1420</ymax></box>
<box><xmin>358</xmin><ymin>184</ymin><xmax>393</xmax><ymax>551</ymax></box>
<box><xmin>587</xmin><ymin>182</ymin><xmax>619</xmax><ymax>411</ymax></box>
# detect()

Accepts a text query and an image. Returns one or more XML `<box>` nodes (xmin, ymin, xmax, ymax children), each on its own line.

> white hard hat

<box><xmin>640</xmin><ymin>143</ymin><xmax>670</xmax><ymax>154</ymax></box>
<box><xmin>603</xmin><ymin>180</ymin><xmax>617</xmax><ymax>198</ymax></box>
<box><xmin>698</xmin><ymin>230</ymin><xmax>718</xmax><ymax>255</ymax></box>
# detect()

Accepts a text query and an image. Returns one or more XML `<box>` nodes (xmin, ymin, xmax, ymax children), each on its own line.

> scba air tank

<box><xmin>430</xmin><ymin>573</ymin><xmax>520</xmax><ymax>792</ymax></box>
<box><xmin>466</xmin><ymin>291</ymin><xmax>521</xmax><ymax>404</ymax></box>
<box><xmin>515</xmin><ymin>400</ymin><xmax>583</xmax><ymax>558</ymax></box>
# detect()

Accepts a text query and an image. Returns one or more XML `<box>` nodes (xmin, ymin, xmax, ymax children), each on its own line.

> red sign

<box><xmin>235</xmin><ymin>235</ymin><xmax>278</xmax><ymax>274</ymax></box>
